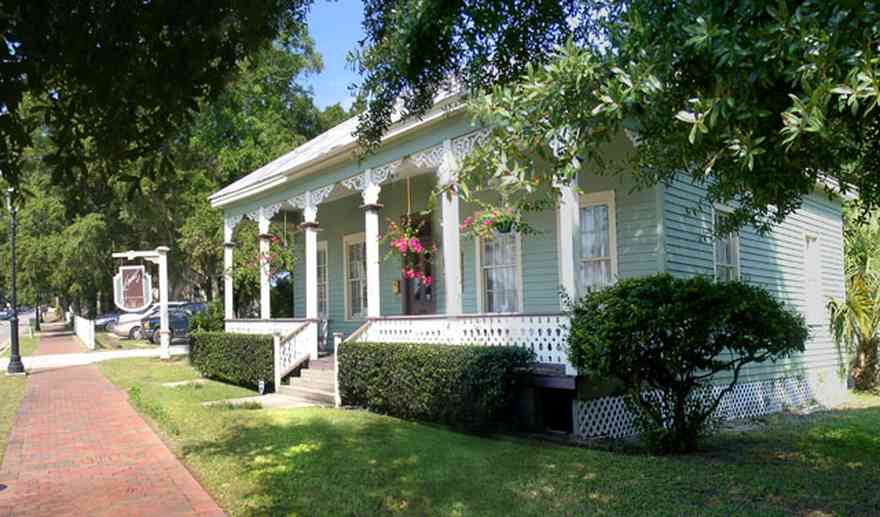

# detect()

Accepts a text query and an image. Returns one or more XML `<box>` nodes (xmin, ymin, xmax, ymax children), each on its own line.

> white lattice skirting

<box><xmin>574</xmin><ymin>369</ymin><xmax>847</xmax><ymax>439</ymax></box>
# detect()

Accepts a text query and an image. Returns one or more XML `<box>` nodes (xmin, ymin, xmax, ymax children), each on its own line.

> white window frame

<box><xmin>803</xmin><ymin>232</ymin><xmax>823</xmax><ymax>324</ymax></box>
<box><xmin>343</xmin><ymin>233</ymin><xmax>367</xmax><ymax>321</ymax></box>
<box><xmin>316</xmin><ymin>240</ymin><xmax>329</xmax><ymax>319</ymax></box>
<box><xmin>475</xmin><ymin>232</ymin><xmax>524</xmax><ymax>313</ymax></box>
<box><xmin>712</xmin><ymin>204</ymin><xmax>741</xmax><ymax>281</ymax></box>
<box><xmin>578</xmin><ymin>191</ymin><xmax>618</xmax><ymax>293</ymax></box>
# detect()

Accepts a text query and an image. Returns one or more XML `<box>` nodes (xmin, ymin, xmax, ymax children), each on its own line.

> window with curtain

<box><xmin>580</xmin><ymin>201</ymin><xmax>614</xmax><ymax>290</ymax></box>
<box><xmin>317</xmin><ymin>242</ymin><xmax>328</xmax><ymax>318</ymax></box>
<box><xmin>714</xmin><ymin>210</ymin><xmax>740</xmax><ymax>281</ymax></box>
<box><xmin>345</xmin><ymin>237</ymin><xmax>367</xmax><ymax>319</ymax></box>
<box><xmin>480</xmin><ymin>232</ymin><xmax>519</xmax><ymax>313</ymax></box>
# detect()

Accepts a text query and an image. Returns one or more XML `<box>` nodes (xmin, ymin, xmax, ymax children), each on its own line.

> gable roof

<box><xmin>209</xmin><ymin>90</ymin><xmax>463</xmax><ymax>208</ymax></box>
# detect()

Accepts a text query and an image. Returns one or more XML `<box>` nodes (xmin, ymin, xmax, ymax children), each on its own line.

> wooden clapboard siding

<box><xmin>662</xmin><ymin>175</ymin><xmax>847</xmax><ymax>385</ymax></box>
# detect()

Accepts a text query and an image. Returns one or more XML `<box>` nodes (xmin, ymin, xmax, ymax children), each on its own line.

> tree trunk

<box><xmin>853</xmin><ymin>337</ymin><xmax>879</xmax><ymax>391</ymax></box>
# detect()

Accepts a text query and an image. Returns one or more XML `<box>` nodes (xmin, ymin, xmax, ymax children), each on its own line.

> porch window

<box><xmin>579</xmin><ymin>191</ymin><xmax>617</xmax><ymax>291</ymax></box>
<box><xmin>317</xmin><ymin>241</ymin><xmax>328</xmax><ymax>318</ymax></box>
<box><xmin>478</xmin><ymin>232</ymin><xmax>522</xmax><ymax>313</ymax></box>
<box><xmin>713</xmin><ymin>207</ymin><xmax>739</xmax><ymax>281</ymax></box>
<box><xmin>343</xmin><ymin>234</ymin><xmax>367</xmax><ymax>319</ymax></box>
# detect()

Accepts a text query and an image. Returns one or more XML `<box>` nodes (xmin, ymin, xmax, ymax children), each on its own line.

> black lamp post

<box><xmin>34</xmin><ymin>290</ymin><xmax>40</xmax><ymax>332</ymax></box>
<box><xmin>6</xmin><ymin>188</ymin><xmax>23</xmax><ymax>375</ymax></box>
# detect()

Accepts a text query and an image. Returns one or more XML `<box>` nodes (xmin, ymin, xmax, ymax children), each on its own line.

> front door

<box><xmin>402</xmin><ymin>216</ymin><xmax>436</xmax><ymax>315</ymax></box>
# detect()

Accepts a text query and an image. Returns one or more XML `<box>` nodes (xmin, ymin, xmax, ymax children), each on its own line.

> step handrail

<box><xmin>273</xmin><ymin>321</ymin><xmax>316</xmax><ymax>389</ymax></box>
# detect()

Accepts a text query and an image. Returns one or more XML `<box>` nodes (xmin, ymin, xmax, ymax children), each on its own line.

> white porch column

<box><xmin>362</xmin><ymin>173</ymin><xmax>382</xmax><ymax>318</ymax></box>
<box><xmin>439</xmin><ymin>140</ymin><xmax>463</xmax><ymax>315</ymax></box>
<box><xmin>557</xmin><ymin>177</ymin><xmax>579</xmax><ymax>305</ymax></box>
<box><xmin>258</xmin><ymin>209</ymin><xmax>272</xmax><ymax>320</ymax></box>
<box><xmin>156</xmin><ymin>246</ymin><xmax>170</xmax><ymax>360</ymax></box>
<box><xmin>303</xmin><ymin>204</ymin><xmax>319</xmax><ymax>320</ymax></box>
<box><xmin>223</xmin><ymin>219</ymin><xmax>235</xmax><ymax>320</ymax></box>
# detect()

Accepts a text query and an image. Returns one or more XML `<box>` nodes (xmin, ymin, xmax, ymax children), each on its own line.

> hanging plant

<box><xmin>383</xmin><ymin>217</ymin><xmax>436</xmax><ymax>286</ymax></box>
<box><xmin>461</xmin><ymin>206</ymin><xmax>528</xmax><ymax>239</ymax></box>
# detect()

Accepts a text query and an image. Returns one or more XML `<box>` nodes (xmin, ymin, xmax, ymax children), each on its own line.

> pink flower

<box><xmin>392</xmin><ymin>238</ymin><xmax>408</xmax><ymax>253</ymax></box>
<box><xmin>483</xmin><ymin>219</ymin><xmax>492</xmax><ymax>226</ymax></box>
<box><xmin>410</xmin><ymin>239</ymin><xmax>424</xmax><ymax>254</ymax></box>
<box><xmin>422</xmin><ymin>275</ymin><xmax>433</xmax><ymax>286</ymax></box>
<box><xmin>463</xmin><ymin>216</ymin><xmax>473</xmax><ymax>226</ymax></box>
<box><xmin>404</xmin><ymin>268</ymin><xmax>417</xmax><ymax>279</ymax></box>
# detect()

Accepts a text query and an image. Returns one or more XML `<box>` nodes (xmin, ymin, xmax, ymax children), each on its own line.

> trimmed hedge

<box><xmin>190</xmin><ymin>331</ymin><xmax>273</xmax><ymax>389</ymax></box>
<box><xmin>338</xmin><ymin>342</ymin><xmax>534</xmax><ymax>428</ymax></box>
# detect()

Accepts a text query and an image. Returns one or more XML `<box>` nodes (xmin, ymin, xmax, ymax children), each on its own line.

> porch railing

<box><xmin>273</xmin><ymin>319</ymin><xmax>320</xmax><ymax>390</ymax></box>
<box><xmin>225</xmin><ymin>318</ymin><xmax>309</xmax><ymax>335</ymax></box>
<box><xmin>352</xmin><ymin>312</ymin><xmax>575</xmax><ymax>375</ymax></box>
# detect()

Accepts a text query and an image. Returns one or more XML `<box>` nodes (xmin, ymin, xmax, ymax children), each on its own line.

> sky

<box><xmin>304</xmin><ymin>0</ymin><xmax>365</xmax><ymax>109</ymax></box>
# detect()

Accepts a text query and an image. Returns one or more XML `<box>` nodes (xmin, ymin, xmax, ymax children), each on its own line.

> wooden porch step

<box><xmin>306</xmin><ymin>355</ymin><xmax>334</xmax><ymax>371</ymax></box>
<box><xmin>299</xmin><ymin>368</ymin><xmax>335</xmax><ymax>383</ymax></box>
<box><xmin>277</xmin><ymin>384</ymin><xmax>335</xmax><ymax>405</ymax></box>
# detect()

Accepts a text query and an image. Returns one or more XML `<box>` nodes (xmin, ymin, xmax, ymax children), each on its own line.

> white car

<box><xmin>111</xmin><ymin>302</ymin><xmax>188</xmax><ymax>340</ymax></box>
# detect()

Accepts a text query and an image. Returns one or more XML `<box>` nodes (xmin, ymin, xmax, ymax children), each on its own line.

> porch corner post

<box><xmin>258</xmin><ymin>208</ymin><xmax>272</xmax><ymax>320</ymax></box>
<box><xmin>303</xmin><ymin>204</ymin><xmax>319</xmax><ymax>320</ymax></box>
<box><xmin>362</xmin><ymin>172</ymin><xmax>382</xmax><ymax>318</ymax></box>
<box><xmin>439</xmin><ymin>139</ymin><xmax>463</xmax><ymax>315</ymax></box>
<box><xmin>557</xmin><ymin>176</ymin><xmax>579</xmax><ymax>305</ymax></box>
<box><xmin>223</xmin><ymin>218</ymin><xmax>236</xmax><ymax>321</ymax></box>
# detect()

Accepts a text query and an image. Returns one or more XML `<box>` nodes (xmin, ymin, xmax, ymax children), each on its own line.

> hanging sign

<box><xmin>113</xmin><ymin>265</ymin><xmax>153</xmax><ymax>312</ymax></box>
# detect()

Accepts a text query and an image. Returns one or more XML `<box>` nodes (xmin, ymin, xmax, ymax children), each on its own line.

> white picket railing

<box><xmin>273</xmin><ymin>320</ymin><xmax>319</xmax><ymax>389</ymax></box>
<box><xmin>74</xmin><ymin>315</ymin><xmax>96</xmax><ymax>350</ymax></box>
<box><xmin>224</xmin><ymin>319</ymin><xmax>308</xmax><ymax>335</ymax></box>
<box><xmin>354</xmin><ymin>313</ymin><xmax>575</xmax><ymax>375</ymax></box>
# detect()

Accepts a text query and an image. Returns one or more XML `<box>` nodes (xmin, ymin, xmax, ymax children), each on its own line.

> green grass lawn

<box><xmin>94</xmin><ymin>331</ymin><xmax>154</xmax><ymax>351</ymax></box>
<box><xmin>99</xmin><ymin>357</ymin><xmax>880</xmax><ymax>516</ymax></box>
<box><xmin>0</xmin><ymin>374</ymin><xmax>27</xmax><ymax>464</ymax></box>
<box><xmin>1</xmin><ymin>335</ymin><xmax>39</xmax><ymax>357</ymax></box>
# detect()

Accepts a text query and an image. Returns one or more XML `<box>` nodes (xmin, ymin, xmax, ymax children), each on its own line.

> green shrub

<box><xmin>190</xmin><ymin>300</ymin><xmax>225</xmax><ymax>332</ymax></box>
<box><xmin>190</xmin><ymin>331</ymin><xmax>273</xmax><ymax>389</ymax></box>
<box><xmin>568</xmin><ymin>274</ymin><xmax>808</xmax><ymax>454</ymax></box>
<box><xmin>338</xmin><ymin>342</ymin><xmax>534</xmax><ymax>429</ymax></box>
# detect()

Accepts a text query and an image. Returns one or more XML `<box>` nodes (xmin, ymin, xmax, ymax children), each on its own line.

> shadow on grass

<box><xmin>179</xmin><ymin>404</ymin><xmax>880</xmax><ymax>516</ymax></box>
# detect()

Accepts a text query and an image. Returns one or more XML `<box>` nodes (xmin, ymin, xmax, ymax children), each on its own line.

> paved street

<box><xmin>0</xmin><ymin>332</ymin><xmax>223</xmax><ymax>516</ymax></box>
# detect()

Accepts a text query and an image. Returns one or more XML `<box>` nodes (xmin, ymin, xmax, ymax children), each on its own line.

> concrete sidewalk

<box><xmin>0</xmin><ymin>346</ymin><xmax>189</xmax><ymax>371</ymax></box>
<box><xmin>0</xmin><ymin>364</ymin><xmax>224</xmax><ymax>516</ymax></box>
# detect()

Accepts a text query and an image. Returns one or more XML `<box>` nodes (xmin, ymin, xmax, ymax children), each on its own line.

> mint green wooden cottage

<box><xmin>210</xmin><ymin>94</ymin><xmax>851</xmax><ymax>438</ymax></box>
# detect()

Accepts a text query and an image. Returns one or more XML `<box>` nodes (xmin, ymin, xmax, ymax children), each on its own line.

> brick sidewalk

<box><xmin>0</xmin><ymin>365</ymin><xmax>224</xmax><ymax>516</ymax></box>
<box><xmin>33</xmin><ymin>328</ymin><xmax>83</xmax><ymax>356</ymax></box>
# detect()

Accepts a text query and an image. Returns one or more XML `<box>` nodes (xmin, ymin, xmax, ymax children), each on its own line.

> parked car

<box><xmin>183</xmin><ymin>302</ymin><xmax>207</xmax><ymax>315</ymax></box>
<box><xmin>94</xmin><ymin>312</ymin><xmax>120</xmax><ymax>331</ymax></box>
<box><xmin>0</xmin><ymin>309</ymin><xmax>9</xmax><ymax>321</ymax></box>
<box><xmin>142</xmin><ymin>310</ymin><xmax>191</xmax><ymax>345</ymax></box>
<box><xmin>112</xmin><ymin>301</ymin><xmax>188</xmax><ymax>340</ymax></box>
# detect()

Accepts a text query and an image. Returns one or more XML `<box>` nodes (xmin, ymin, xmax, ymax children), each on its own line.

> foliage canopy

<box><xmin>355</xmin><ymin>0</ymin><xmax>874</xmax><ymax>232</ymax></box>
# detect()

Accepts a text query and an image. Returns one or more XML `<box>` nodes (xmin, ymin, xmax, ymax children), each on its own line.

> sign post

<box><xmin>112</xmin><ymin>247</ymin><xmax>171</xmax><ymax>359</ymax></box>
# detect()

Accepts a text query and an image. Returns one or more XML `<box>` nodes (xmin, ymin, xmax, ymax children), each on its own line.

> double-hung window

<box><xmin>344</xmin><ymin>234</ymin><xmax>367</xmax><ymax>319</ymax></box>
<box><xmin>579</xmin><ymin>191</ymin><xmax>617</xmax><ymax>291</ymax></box>
<box><xmin>478</xmin><ymin>232</ymin><xmax>521</xmax><ymax>313</ymax></box>
<box><xmin>804</xmin><ymin>233</ymin><xmax>823</xmax><ymax>324</ymax></box>
<box><xmin>713</xmin><ymin>207</ymin><xmax>740</xmax><ymax>281</ymax></box>
<box><xmin>316</xmin><ymin>241</ymin><xmax>328</xmax><ymax>318</ymax></box>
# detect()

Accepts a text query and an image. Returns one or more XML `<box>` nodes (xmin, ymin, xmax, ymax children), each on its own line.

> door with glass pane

<box><xmin>402</xmin><ymin>216</ymin><xmax>436</xmax><ymax>315</ymax></box>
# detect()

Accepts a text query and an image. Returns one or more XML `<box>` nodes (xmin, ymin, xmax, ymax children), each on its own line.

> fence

<box><xmin>74</xmin><ymin>315</ymin><xmax>96</xmax><ymax>350</ymax></box>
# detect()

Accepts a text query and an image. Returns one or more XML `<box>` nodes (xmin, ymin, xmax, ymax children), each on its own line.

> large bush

<box><xmin>338</xmin><ymin>342</ymin><xmax>534</xmax><ymax>429</ymax></box>
<box><xmin>190</xmin><ymin>332</ymin><xmax>273</xmax><ymax>389</ymax></box>
<box><xmin>569</xmin><ymin>274</ymin><xmax>808</xmax><ymax>454</ymax></box>
<box><xmin>190</xmin><ymin>300</ymin><xmax>225</xmax><ymax>332</ymax></box>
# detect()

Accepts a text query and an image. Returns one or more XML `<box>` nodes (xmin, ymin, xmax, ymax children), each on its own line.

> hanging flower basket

<box><xmin>383</xmin><ymin>217</ymin><xmax>436</xmax><ymax>286</ymax></box>
<box><xmin>461</xmin><ymin>207</ymin><xmax>521</xmax><ymax>239</ymax></box>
